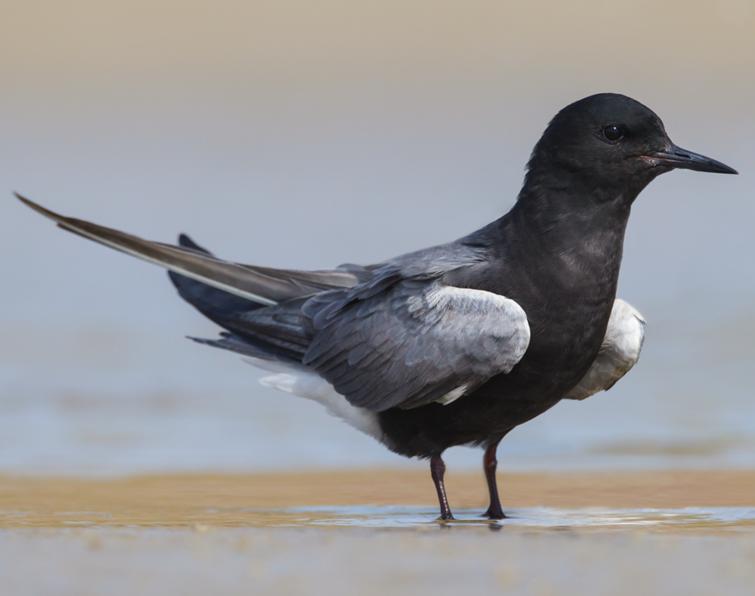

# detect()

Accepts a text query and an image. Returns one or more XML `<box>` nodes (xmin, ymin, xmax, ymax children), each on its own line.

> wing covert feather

<box><xmin>303</xmin><ymin>281</ymin><xmax>530</xmax><ymax>411</ymax></box>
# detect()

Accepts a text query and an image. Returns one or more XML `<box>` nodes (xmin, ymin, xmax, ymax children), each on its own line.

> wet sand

<box><xmin>2</xmin><ymin>469</ymin><xmax>755</xmax><ymax>528</ymax></box>
<box><xmin>3</xmin><ymin>470</ymin><xmax>755</xmax><ymax>595</ymax></box>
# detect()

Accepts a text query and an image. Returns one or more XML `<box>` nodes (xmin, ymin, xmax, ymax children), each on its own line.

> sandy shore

<box><xmin>2</xmin><ymin>469</ymin><xmax>755</xmax><ymax>528</ymax></box>
<box><xmin>3</xmin><ymin>470</ymin><xmax>755</xmax><ymax>596</ymax></box>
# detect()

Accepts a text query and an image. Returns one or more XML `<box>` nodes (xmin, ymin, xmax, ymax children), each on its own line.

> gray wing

<box><xmin>16</xmin><ymin>194</ymin><xmax>492</xmax><ymax>305</ymax></box>
<box><xmin>16</xmin><ymin>194</ymin><xmax>359</xmax><ymax>305</ymax></box>
<box><xmin>302</xmin><ymin>280</ymin><xmax>531</xmax><ymax>412</ymax></box>
<box><xmin>564</xmin><ymin>299</ymin><xmax>646</xmax><ymax>400</ymax></box>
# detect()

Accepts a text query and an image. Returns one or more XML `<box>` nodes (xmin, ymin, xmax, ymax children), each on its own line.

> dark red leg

<box><xmin>430</xmin><ymin>454</ymin><xmax>454</xmax><ymax>520</ymax></box>
<box><xmin>483</xmin><ymin>440</ymin><xmax>506</xmax><ymax>519</ymax></box>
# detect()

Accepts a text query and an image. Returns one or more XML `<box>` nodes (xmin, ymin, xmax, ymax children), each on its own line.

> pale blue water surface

<box><xmin>1</xmin><ymin>3</ymin><xmax>754</xmax><ymax>475</ymax></box>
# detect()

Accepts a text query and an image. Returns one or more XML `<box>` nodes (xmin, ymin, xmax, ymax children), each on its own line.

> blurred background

<box><xmin>1</xmin><ymin>0</ymin><xmax>753</xmax><ymax>474</ymax></box>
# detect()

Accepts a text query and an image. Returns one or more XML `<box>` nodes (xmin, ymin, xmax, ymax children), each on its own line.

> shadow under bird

<box><xmin>17</xmin><ymin>93</ymin><xmax>737</xmax><ymax>520</ymax></box>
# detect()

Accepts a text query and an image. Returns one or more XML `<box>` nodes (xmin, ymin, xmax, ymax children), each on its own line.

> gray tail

<box><xmin>168</xmin><ymin>235</ymin><xmax>311</xmax><ymax>363</ymax></box>
<box><xmin>168</xmin><ymin>234</ymin><xmax>267</xmax><ymax>326</ymax></box>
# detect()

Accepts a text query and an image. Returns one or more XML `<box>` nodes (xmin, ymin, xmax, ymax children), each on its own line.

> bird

<box><xmin>16</xmin><ymin>93</ymin><xmax>737</xmax><ymax>521</ymax></box>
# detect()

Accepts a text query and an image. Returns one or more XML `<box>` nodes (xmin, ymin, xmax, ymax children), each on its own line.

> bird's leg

<box><xmin>430</xmin><ymin>454</ymin><xmax>454</xmax><ymax>520</ymax></box>
<box><xmin>482</xmin><ymin>440</ymin><xmax>506</xmax><ymax>519</ymax></box>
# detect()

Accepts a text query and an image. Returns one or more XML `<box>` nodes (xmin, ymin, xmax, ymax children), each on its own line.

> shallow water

<box><xmin>5</xmin><ymin>504</ymin><xmax>755</xmax><ymax>533</ymax></box>
<box><xmin>278</xmin><ymin>505</ymin><xmax>755</xmax><ymax>532</ymax></box>
<box><xmin>3</xmin><ymin>497</ymin><xmax>755</xmax><ymax>594</ymax></box>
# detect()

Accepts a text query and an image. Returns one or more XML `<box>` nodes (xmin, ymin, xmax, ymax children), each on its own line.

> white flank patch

<box><xmin>564</xmin><ymin>299</ymin><xmax>647</xmax><ymax>401</ymax></box>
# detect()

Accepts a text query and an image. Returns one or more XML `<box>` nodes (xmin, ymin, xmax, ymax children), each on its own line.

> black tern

<box><xmin>17</xmin><ymin>93</ymin><xmax>737</xmax><ymax>520</ymax></box>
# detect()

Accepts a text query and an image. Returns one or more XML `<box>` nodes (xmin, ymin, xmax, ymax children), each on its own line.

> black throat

<box><xmin>458</xmin><ymin>167</ymin><xmax>643</xmax><ymax>393</ymax></box>
<box><xmin>509</xmin><ymin>179</ymin><xmax>632</xmax><ymax>290</ymax></box>
<box><xmin>464</xmin><ymin>166</ymin><xmax>639</xmax><ymax>309</ymax></box>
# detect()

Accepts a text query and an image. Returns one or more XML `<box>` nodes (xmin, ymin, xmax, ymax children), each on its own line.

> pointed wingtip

<box><xmin>14</xmin><ymin>191</ymin><xmax>34</xmax><ymax>208</ymax></box>
<box><xmin>14</xmin><ymin>192</ymin><xmax>64</xmax><ymax>222</ymax></box>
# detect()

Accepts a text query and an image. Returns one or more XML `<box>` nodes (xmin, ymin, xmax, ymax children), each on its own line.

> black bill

<box><xmin>646</xmin><ymin>144</ymin><xmax>738</xmax><ymax>174</ymax></box>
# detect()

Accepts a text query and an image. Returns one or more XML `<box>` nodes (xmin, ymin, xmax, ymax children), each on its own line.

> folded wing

<box><xmin>564</xmin><ymin>299</ymin><xmax>646</xmax><ymax>400</ymax></box>
<box><xmin>303</xmin><ymin>281</ymin><xmax>531</xmax><ymax>411</ymax></box>
<box><xmin>17</xmin><ymin>194</ymin><xmax>530</xmax><ymax>414</ymax></box>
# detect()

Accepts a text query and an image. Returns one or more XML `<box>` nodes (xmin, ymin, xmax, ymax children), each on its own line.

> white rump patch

<box><xmin>245</xmin><ymin>358</ymin><xmax>383</xmax><ymax>441</ymax></box>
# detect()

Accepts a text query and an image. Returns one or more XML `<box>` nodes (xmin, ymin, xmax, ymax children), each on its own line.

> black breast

<box><xmin>378</xmin><ymin>197</ymin><xmax>630</xmax><ymax>458</ymax></box>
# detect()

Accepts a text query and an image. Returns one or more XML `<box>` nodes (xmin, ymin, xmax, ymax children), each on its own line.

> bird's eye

<box><xmin>602</xmin><ymin>124</ymin><xmax>626</xmax><ymax>142</ymax></box>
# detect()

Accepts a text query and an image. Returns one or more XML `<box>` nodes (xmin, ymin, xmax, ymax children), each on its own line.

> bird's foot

<box><xmin>436</xmin><ymin>512</ymin><xmax>455</xmax><ymax>522</ymax></box>
<box><xmin>482</xmin><ymin>506</ymin><xmax>507</xmax><ymax>520</ymax></box>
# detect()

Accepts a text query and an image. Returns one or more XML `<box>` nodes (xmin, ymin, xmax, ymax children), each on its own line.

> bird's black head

<box><xmin>524</xmin><ymin>93</ymin><xmax>736</xmax><ymax>202</ymax></box>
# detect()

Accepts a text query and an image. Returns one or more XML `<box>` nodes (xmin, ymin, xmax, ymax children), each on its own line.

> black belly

<box><xmin>377</xmin><ymin>305</ymin><xmax>612</xmax><ymax>458</ymax></box>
